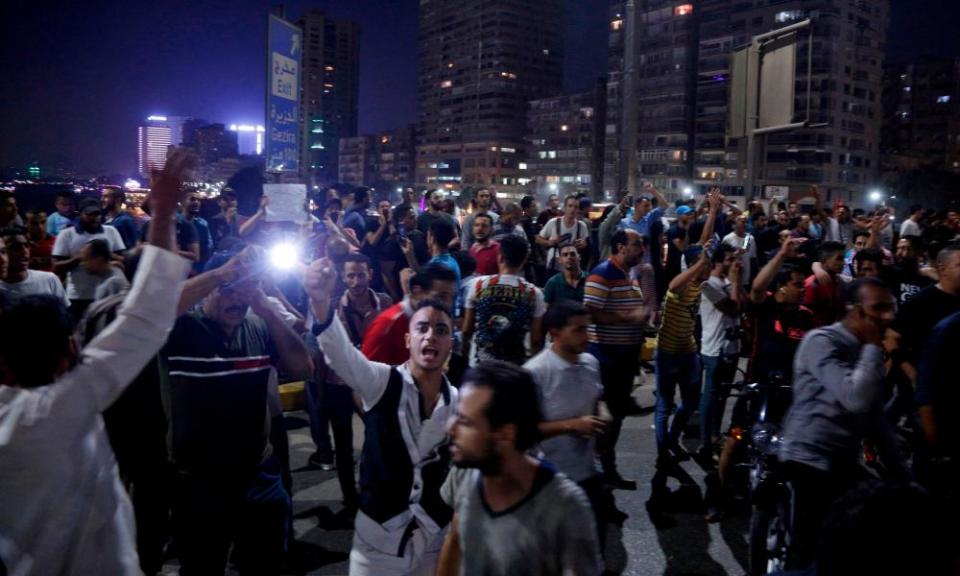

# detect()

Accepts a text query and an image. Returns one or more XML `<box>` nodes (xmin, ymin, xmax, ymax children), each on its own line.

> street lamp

<box><xmin>869</xmin><ymin>190</ymin><xmax>883</xmax><ymax>203</ymax></box>
<box><xmin>683</xmin><ymin>187</ymin><xmax>693</xmax><ymax>197</ymax></box>
<box><xmin>549</xmin><ymin>182</ymin><xmax>558</xmax><ymax>192</ymax></box>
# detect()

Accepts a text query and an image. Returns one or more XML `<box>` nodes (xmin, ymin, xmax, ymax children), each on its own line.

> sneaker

<box><xmin>309</xmin><ymin>451</ymin><xmax>335</xmax><ymax>471</ymax></box>
<box><xmin>669</xmin><ymin>445</ymin><xmax>692</xmax><ymax>462</ymax></box>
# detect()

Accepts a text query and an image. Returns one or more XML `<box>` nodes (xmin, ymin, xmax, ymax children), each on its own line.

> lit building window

<box><xmin>610</xmin><ymin>19</ymin><xmax>623</xmax><ymax>30</ymax></box>
<box><xmin>903</xmin><ymin>86</ymin><xmax>911</xmax><ymax>92</ymax></box>
<box><xmin>675</xmin><ymin>4</ymin><xmax>693</xmax><ymax>16</ymax></box>
<box><xmin>775</xmin><ymin>10</ymin><xmax>802</xmax><ymax>23</ymax></box>
<box><xmin>560</xmin><ymin>124</ymin><xmax>569</xmax><ymax>132</ymax></box>
<box><xmin>441</xmin><ymin>80</ymin><xmax>453</xmax><ymax>88</ymax></box>
<box><xmin>324</xmin><ymin>65</ymin><xmax>335</xmax><ymax>72</ymax></box>
<box><xmin>937</xmin><ymin>95</ymin><xmax>951</xmax><ymax>104</ymax></box>
<box><xmin>381</xmin><ymin>135</ymin><xmax>391</xmax><ymax>143</ymax></box>
<box><xmin>519</xmin><ymin>162</ymin><xmax>528</xmax><ymax>170</ymax></box>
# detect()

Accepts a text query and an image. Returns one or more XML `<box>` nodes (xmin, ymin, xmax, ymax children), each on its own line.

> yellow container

<box><xmin>279</xmin><ymin>381</ymin><xmax>306</xmax><ymax>412</ymax></box>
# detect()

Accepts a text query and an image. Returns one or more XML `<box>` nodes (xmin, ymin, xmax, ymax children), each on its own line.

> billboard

<box><xmin>266</xmin><ymin>15</ymin><xmax>301</xmax><ymax>173</ymax></box>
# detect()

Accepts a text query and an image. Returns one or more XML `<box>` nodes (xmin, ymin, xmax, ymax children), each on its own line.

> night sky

<box><xmin>0</xmin><ymin>0</ymin><xmax>957</xmax><ymax>177</ymax></box>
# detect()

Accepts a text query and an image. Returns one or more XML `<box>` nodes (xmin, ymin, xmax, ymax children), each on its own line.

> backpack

<box><xmin>546</xmin><ymin>218</ymin><xmax>584</xmax><ymax>271</ymax></box>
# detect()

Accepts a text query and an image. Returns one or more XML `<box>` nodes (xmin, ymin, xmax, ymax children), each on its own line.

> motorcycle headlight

<box><xmin>751</xmin><ymin>423</ymin><xmax>782</xmax><ymax>456</ymax></box>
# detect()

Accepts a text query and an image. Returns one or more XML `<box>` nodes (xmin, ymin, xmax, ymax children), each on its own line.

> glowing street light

<box><xmin>869</xmin><ymin>190</ymin><xmax>883</xmax><ymax>203</ymax></box>
<box><xmin>683</xmin><ymin>187</ymin><xmax>693</xmax><ymax>197</ymax></box>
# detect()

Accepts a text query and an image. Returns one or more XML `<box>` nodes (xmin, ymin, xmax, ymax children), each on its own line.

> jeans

<box><xmin>783</xmin><ymin>460</ymin><xmax>858</xmax><ymax>570</ymax></box>
<box><xmin>172</xmin><ymin>465</ymin><xmax>290</xmax><ymax>575</ymax></box>
<box><xmin>699</xmin><ymin>354</ymin><xmax>737</xmax><ymax>447</ymax></box>
<box><xmin>590</xmin><ymin>343</ymin><xmax>640</xmax><ymax>476</ymax></box>
<box><xmin>655</xmin><ymin>351</ymin><xmax>701</xmax><ymax>455</ymax></box>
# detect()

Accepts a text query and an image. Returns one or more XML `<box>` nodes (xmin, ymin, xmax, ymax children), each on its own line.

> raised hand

<box><xmin>149</xmin><ymin>148</ymin><xmax>197</xmax><ymax>216</ymax></box>
<box><xmin>305</xmin><ymin>257</ymin><xmax>338</xmax><ymax>323</ymax></box>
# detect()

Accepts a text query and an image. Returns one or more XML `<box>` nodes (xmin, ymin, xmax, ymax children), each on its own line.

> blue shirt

<box><xmin>47</xmin><ymin>212</ymin><xmax>73</xmax><ymax>235</ymax></box>
<box><xmin>617</xmin><ymin>206</ymin><xmax>664</xmax><ymax>239</ymax></box>
<box><xmin>430</xmin><ymin>252</ymin><xmax>462</xmax><ymax>314</ymax></box>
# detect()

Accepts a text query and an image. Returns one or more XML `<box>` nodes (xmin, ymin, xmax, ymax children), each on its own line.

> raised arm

<box><xmin>52</xmin><ymin>149</ymin><xmax>195</xmax><ymax>417</ymax></box>
<box><xmin>751</xmin><ymin>237</ymin><xmax>804</xmax><ymax>303</ymax></box>
<box><xmin>305</xmin><ymin>258</ymin><xmax>393</xmax><ymax>408</ymax></box>
<box><xmin>668</xmin><ymin>251</ymin><xmax>709</xmax><ymax>292</ymax></box>
<box><xmin>698</xmin><ymin>189</ymin><xmax>723</xmax><ymax>245</ymax></box>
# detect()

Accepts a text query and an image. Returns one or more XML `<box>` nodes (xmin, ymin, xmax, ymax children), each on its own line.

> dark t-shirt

<box><xmin>140</xmin><ymin>214</ymin><xmax>199</xmax><ymax>253</ymax></box>
<box><xmin>884</xmin><ymin>265</ymin><xmax>934</xmax><ymax>304</ymax></box>
<box><xmin>747</xmin><ymin>297</ymin><xmax>816</xmax><ymax>384</ymax></box>
<box><xmin>160</xmin><ymin>311</ymin><xmax>279</xmax><ymax>475</ymax></box>
<box><xmin>916</xmin><ymin>311</ymin><xmax>960</xmax><ymax>457</ymax></box>
<box><xmin>417</xmin><ymin>210</ymin><xmax>459</xmax><ymax>237</ymax></box>
<box><xmin>543</xmin><ymin>271</ymin><xmax>586</xmax><ymax>304</ymax></box>
<box><xmin>892</xmin><ymin>285</ymin><xmax>960</xmax><ymax>368</ymax></box>
<box><xmin>665</xmin><ymin>223</ymin><xmax>688</xmax><ymax>277</ymax></box>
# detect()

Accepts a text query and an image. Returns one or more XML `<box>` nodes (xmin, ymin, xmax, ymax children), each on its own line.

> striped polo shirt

<box><xmin>584</xmin><ymin>258</ymin><xmax>645</xmax><ymax>345</ymax></box>
<box><xmin>656</xmin><ymin>283</ymin><xmax>701</xmax><ymax>355</ymax></box>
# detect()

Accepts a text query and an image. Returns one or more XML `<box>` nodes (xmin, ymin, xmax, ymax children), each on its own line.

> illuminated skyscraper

<box><xmin>296</xmin><ymin>9</ymin><xmax>360</xmax><ymax>186</ymax></box>
<box><xmin>416</xmin><ymin>0</ymin><xmax>563</xmax><ymax>196</ymax></box>
<box><xmin>138</xmin><ymin>116</ymin><xmax>172</xmax><ymax>178</ymax></box>
<box><xmin>229</xmin><ymin>124</ymin><xmax>266</xmax><ymax>156</ymax></box>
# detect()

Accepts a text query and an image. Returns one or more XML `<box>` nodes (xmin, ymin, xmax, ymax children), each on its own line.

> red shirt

<box><xmin>29</xmin><ymin>234</ymin><xmax>56</xmax><ymax>272</ymax></box>
<box><xmin>360</xmin><ymin>301</ymin><xmax>412</xmax><ymax>365</ymax></box>
<box><xmin>469</xmin><ymin>240</ymin><xmax>500</xmax><ymax>276</ymax></box>
<box><xmin>803</xmin><ymin>274</ymin><xmax>844</xmax><ymax>327</ymax></box>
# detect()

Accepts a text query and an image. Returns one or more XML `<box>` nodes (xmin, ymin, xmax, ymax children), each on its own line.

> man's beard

<box><xmin>452</xmin><ymin>440</ymin><xmax>501</xmax><ymax>475</ymax></box>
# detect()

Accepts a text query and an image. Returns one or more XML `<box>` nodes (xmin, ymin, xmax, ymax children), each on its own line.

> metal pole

<box><xmin>745</xmin><ymin>42</ymin><xmax>760</xmax><ymax>200</ymax></box>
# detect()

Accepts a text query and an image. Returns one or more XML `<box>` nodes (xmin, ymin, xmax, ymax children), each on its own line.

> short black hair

<box><xmin>909</xmin><ymin>204</ymin><xmax>923</xmax><ymax>215</ymax></box>
<box><xmin>899</xmin><ymin>234</ymin><xmax>924</xmax><ymax>252</ymax></box>
<box><xmin>55</xmin><ymin>190</ymin><xmax>74</xmax><ymax>202</ymax></box>
<box><xmin>354</xmin><ymin>187</ymin><xmax>369</xmax><ymax>205</ymax></box>
<box><xmin>854</xmin><ymin>247</ymin><xmax>883</xmax><ymax>268</ymax></box>
<box><xmin>819</xmin><ymin>240</ymin><xmax>846</xmax><ymax>261</ymax></box>
<box><xmin>712</xmin><ymin>242</ymin><xmax>736</xmax><ymax>265</ymax></box>
<box><xmin>563</xmin><ymin>194</ymin><xmax>579</xmax><ymax>207</ymax></box>
<box><xmin>340</xmin><ymin>252</ymin><xmax>371</xmax><ymax>270</ymax></box>
<box><xmin>853</xmin><ymin>230</ymin><xmax>870</xmax><ymax>241</ymax></box>
<box><xmin>85</xmin><ymin>238</ymin><xmax>112</xmax><ymax>261</ymax></box>
<box><xmin>325</xmin><ymin>197</ymin><xmax>343</xmax><ymax>211</ymax></box>
<box><xmin>219</xmin><ymin>189</ymin><xmax>237</xmax><ymax>202</ymax></box>
<box><xmin>428</xmin><ymin>217</ymin><xmax>456</xmax><ymax>248</ymax></box>
<box><xmin>498</xmin><ymin>234</ymin><xmax>529</xmax><ymax>268</ymax></box>
<box><xmin>842</xmin><ymin>276</ymin><xmax>890</xmax><ymax>306</ymax></box>
<box><xmin>472</xmin><ymin>211</ymin><xmax>494</xmax><ymax>227</ymax></box>
<box><xmin>543</xmin><ymin>299</ymin><xmax>589</xmax><ymax>332</ymax></box>
<box><xmin>462</xmin><ymin>360</ymin><xmax>542</xmax><ymax>451</ymax></box>
<box><xmin>410</xmin><ymin>262</ymin><xmax>458</xmax><ymax>293</ymax></box>
<box><xmin>411</xmin><ymin>297</ymin><xmax>452</xmax><ymax>324</ymax></box>
<box><xmin>393</xmin><ymin>203</ymin><xmax>414</xmax><ymax>224</ymax></box>
<box><xmin>520</xmin><ymin>195</ymin><xmax>535</xmax><ymax>210</ymax></box>
<box><xmin>452</xmin><ymin>250</ymin><xmax>477</xmax><ymax>278</ymax></box>
<box><xmin>610</xmin><ymin>229</ymin><xmax>631</xmax><ymax>255</ymax></box>
<box><xmin>0</xmin><ymin>294</ymin><xmax>73</xmax><ymax>388</ymax></box>
<box><xmin>769</xmin><ymin>264</ymin><xmax>803</xmax><ymax>291</ymax></box>
<box><xmin>0</xmin><ymin>190</ymin><xmax>14</xmax><ymax>203</ymax></box>
<box><xmin>0</xmin><ymin>225</ymin><xmax>27</xmax><ymax>241</ymax></box>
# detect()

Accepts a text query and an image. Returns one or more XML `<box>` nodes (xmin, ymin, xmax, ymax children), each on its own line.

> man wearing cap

<box><xmin>665</xmin><ymin>205</ymin><xmax>695</xmax><ymax>284</ymax></box>
<box><xmin>52</xmin><ymin>197</ymin><xmax>126</xmax><ymax>317</ymax></box>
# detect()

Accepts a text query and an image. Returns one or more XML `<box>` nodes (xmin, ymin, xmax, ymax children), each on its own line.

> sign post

<box><xmin>266</xmin><ymin>15</ymin><xmax>301</xmax><ymax>177</ymax></box>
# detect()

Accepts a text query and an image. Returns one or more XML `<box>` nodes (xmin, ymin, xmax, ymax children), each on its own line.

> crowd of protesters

<box><xmin>1</xmin><ymin>153</ymin><xmax>959</xmax><ymax>576</ymax></box>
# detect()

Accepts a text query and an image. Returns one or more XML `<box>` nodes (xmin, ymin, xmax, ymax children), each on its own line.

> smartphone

<box><xmin>397</xmin><ymin>223</ymin><xmax>408</xmax><ymax>241</ymax></box>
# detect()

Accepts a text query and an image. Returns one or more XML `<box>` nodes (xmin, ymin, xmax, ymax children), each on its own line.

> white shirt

<box><xmin>699</xmin><ymin>275</ymin><xmax>740</xmax><ymax>357</ymax></box>
<box><xmin>0</xmin><ymin>270</ymin><xmax>69</xmax><ymax>307</ymax></box>
<box><xmin>0</xmin><ymin>246</ymin><xmax>190</xmax><ymax>576</ymax></box>
<box><xmin>51</xmin><ymin>226</ymin><xmax>126</xmax><ymax>300</ymax></box>
<box><xmin>722</xmin><ymin>231</ymin><xmax>756</xmax><ymax>287</ymax></box>
<box><xmin>314</xmin><ymin>314</ymin><xmax>458</xmax><ymax>554</ymax></box>
<box><xmin>539</xmin><ymin>216</ymin><xmax>588</xmax><ymax>269</ymax></box>
<box><xmin>900</xmin><ymin>218</ymin><xmax>921</xmax><ymax>238</ymax></box>
<box><xmin>524</xmin><ymin>348</ymin><xmax>602</xmax><ymax>482</ymax></box>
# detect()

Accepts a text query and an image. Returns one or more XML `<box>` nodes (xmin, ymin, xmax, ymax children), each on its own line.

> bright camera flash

<box><xmin>269</xmin><ymin>242</ymin><xmax>300</xmax><ymax>271</ymax></box>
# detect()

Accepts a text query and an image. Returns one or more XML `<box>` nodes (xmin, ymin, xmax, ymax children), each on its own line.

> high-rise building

<box><xmin>416</xmin><ymin>0</ymin><xmax>563</xmax><ymax>197</ymax></box>
<box><xmin>229</xmin><ymin>124</ymin><xmax>266</xmax><ymax>156</ymax></box>
<box><xmin>338</xmin><ymin>135</ymin><xmax>376</xmax><ymax>188</ymax></box>
<box><xmin>524</xmin><ymin>81</ymin><xmax>607</xmax><ymax>198</ymax></box>
<box><xmin>338</xmin><ymin>125</ymin><xmax>418</xmax><ymax>191</ymax></box>
<box><xmin>297</xmin><ymin>9</ymin><xmax>360</xmax><ymax>187</ymax></box>
<box><xmin>882</xmin><ymin>58</ymin><xmax>960</xmax><ymax>172</ymax></box>
<box><xmin>138</xmin><ymin>117</ymin><xmax>172</xmax><ymax>178</ymax></box>
<box><xmin>606</xmin><ymin>0</ymin><xmax>890</xmax><ymax>204</ymax></box>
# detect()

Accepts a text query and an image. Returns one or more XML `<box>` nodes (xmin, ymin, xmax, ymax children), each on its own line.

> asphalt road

<box><xmin>271</xmin><ymin>371</ymin><xmax>753</xmax><ymax>576</ymax></box>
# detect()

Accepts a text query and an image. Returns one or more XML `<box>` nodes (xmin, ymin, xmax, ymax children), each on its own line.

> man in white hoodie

<box><xmin>0</xmin><ymin>150</ymin><xmax>194</xmax><ymax>575</ymax></box>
